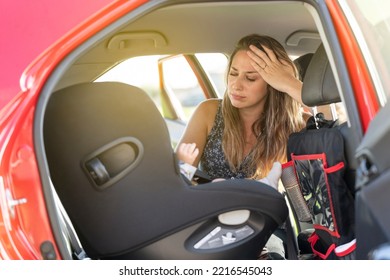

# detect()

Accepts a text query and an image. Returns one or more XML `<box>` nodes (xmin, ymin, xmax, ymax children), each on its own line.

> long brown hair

<box><xmin>222</xmin><ymin>34</ymin><xmax>305</xmax><ymax>179</ymax></box>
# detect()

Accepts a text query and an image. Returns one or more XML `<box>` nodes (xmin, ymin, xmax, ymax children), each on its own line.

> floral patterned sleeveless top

<box><xmin>200</xmin><ymin>100</ymin><xmax>253</xmax><ymax>180</ymax></box>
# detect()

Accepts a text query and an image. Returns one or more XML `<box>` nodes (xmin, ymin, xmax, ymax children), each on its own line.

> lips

<box><xmin>230</xmin><ymin>93</ymin><xmax>246</xmax><ymax>101</ymax></box>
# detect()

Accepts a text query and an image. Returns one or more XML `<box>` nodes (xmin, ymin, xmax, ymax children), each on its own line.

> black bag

<box><xmin>285</xmin><ymin>114</ymin><xmax>355</xmax><ymax>259</ymax></box>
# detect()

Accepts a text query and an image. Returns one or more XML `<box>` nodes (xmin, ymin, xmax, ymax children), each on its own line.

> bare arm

<box><xmin>175</xmin><ymin>99</ymin><xmax>220</xmax><ymax>167</ymax></box>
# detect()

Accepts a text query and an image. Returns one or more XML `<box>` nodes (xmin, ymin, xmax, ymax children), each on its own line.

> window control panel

<box><xmin>194</xmin><ymin>225</ymin><xmax>254</xmax><ymax>249</ymax></box>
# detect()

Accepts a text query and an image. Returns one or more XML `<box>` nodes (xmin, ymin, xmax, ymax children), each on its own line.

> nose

<box><xmin>232</xmin><ymin>77</ymin><xmax>244</xmax><ymax>91</ymax></box>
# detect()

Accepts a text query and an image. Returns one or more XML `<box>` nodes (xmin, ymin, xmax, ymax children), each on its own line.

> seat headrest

<box><xmin>294</xmin><ymin>52</ymin><xmax>313</xmax><ymax>80</ymax></box>
<box><xmin>302</xmin><ymin>44</ymin><xmax>341</xmax><ymax>107</ymax></box>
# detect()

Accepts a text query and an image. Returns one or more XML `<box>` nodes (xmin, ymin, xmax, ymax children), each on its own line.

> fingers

<box><xmin>248</xmin><ymin>45</ymin><xmax>295</xmax><ymax>77</ymax></box>
<box><xmin>248</xmin><ymin>45</ymin><xmax>285</xmax><ymax>70</ymax></box>
<box><xmin>177</xmin><ymin>143</ymin><xmax>199</xmax><ymax>165</ymax></box>
<box><xmin>249</xmin><ymin>59</ymin><xmax>264</xmax><ymax>74</ymax></box>
<box><xmin>262</xmin><ymin>45</ymin><xmax>278</xmax><ymax>63</ymax></box>
<box><xmin>247</xmin><ymin>47</ymin><xmax>268</xmax><ymax>70</ymax></box>
<box><xmin>212</xmin><ymin>178</ymin><xmax>226</xmax><ymax>182</ymax></box>
<box><xmin>248</xmin><ymin>45</ymin><xmax>273</xmax><ymax>68</ymax></box>
<box><xmin>182</xmin><ymin>143</ymin><xmax>199</xmax><ymax>157</ymax></box>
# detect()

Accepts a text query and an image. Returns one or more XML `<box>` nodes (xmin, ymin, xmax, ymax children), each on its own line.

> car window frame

<box><xmin>158</xmin><ymin>53</ymin><xmax>222</xmax><ymax>122</ymax></box>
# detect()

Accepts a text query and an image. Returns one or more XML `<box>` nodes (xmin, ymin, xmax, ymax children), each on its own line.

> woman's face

<box><xmin>227</xmin><ymin>50</ymin><xmax>268</xmax><ymax>109</ymax></box>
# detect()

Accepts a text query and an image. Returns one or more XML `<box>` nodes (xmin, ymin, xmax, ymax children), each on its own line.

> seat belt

<box><xmin>282</xmin><ymin>192</ymin><xmax>299</xmax><ymax>260</ymax></box>
<box><xmin>52</xmin><ymin>184</ymin><xmax>89</xmax><ymax>260</ymax></box>
<box><xmin>285</xmin><ymin>214</ymin><xmax>299</xmax><ymax>259</ymax></box>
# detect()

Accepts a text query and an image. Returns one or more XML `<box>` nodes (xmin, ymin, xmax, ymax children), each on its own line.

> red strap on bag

<box><xmin>308</xmin><ymin>232</ymin><xmax>336</xmax><ymax>259</ymax></box>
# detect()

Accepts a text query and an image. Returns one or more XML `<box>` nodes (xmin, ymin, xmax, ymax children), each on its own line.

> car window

<box><xmin>195</xmin><ymin>53</ymin><xmax>228</xmax><ymax>98</ymax></box>
<box><xmin>96</xmin><ymin>55</ymin><xmax>163</xmax><ymax>111</ymax></box>
<box><xmin>96</xmin><ymin>53</ymin><xmax>228</xmax><ymax>122</ymax></box>
<box><xmin>160</xmin><ymin>55</ymin><xmax>204</xmax><ymax>121</ymax></box>
<box><xmin>160</xmin><ymin>53</ymin><xmax>228</xmax><ymax>122</ymax></box>
<box><xmin>346</xmin><ymin>0</ymin><xmax>390</xmax><ymax>106</ymax></box>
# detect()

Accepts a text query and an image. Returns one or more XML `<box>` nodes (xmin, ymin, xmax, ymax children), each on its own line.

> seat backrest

<box><xmin>44</xmin><ymin>82</ymin><xmax>289</xmax><ymax>259</ymax></box>
<box><xmin>44</xmin><ymin>82</ymin><xmax>183</xmax><ymax>257</ymax></box>
<box><xmin>302</xmin><ymin>44</ymin><xmax>356</xmax><ymax>187</ymax></box>
<box><xmin>284</xmin><ymin>44</ymin><xmax>356</xmax><ymax>259</ymax></box>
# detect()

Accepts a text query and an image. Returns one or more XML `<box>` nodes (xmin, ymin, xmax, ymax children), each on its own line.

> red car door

<box><xmin>0</xmin><ymin>0</ymin><xmax>113</xmax><ymax>109</ymax></box>
<box><xmin>0</xmin><ymin>0</ymin><xmax>146</xmax><ymax>260</ymax></box>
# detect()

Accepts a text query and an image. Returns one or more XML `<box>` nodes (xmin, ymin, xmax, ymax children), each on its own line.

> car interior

<box><xmin>35</xmin><ymin>1</ymin><xmax>365</xmax><ymax>259</ymax></box>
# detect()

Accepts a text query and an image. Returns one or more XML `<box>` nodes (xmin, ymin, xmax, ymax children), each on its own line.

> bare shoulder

<box><xmin>196</xmin><ymin>98</ymin><xmax>220</xmax><ymax>115</ymax></box>
<box><xmin>177</xmin><ymin>98</ymin><xmax>221</xmax><ymax>151</ymax></box>
<box><xmin>192</xmin><ymin>98</ymin><xmax>221</xmax><ymax>132</ymax></box>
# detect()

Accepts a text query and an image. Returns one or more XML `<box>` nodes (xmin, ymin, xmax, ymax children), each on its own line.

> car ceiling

<box><xmin>57</xmin><ymin>1</ymin><xmax>321</xmax><ymax>90</ymax></box>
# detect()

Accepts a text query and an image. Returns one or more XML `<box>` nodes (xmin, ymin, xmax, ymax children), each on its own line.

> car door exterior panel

<box><xmin>355</xmin><ymin>102</ymin><xmax>390</xmax><ymax>259</ymax></box>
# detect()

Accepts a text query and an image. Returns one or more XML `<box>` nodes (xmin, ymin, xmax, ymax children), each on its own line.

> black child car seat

<box><xmin>43</xmin><ymin>81</ymin><xmax>288</xmax><ymax>259</ymax></box>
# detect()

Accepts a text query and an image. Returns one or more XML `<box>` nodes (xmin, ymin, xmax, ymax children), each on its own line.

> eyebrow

<box><xmin>230</xmin><ymin>66</ymin><xmax>258</xmax><ymax>74</ymax></box>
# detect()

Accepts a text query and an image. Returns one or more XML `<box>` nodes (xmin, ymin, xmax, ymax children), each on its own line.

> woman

<box><xmin>176</xmin><ymin>34</ymin><xmax>308</xmax><ymax>260</ymax></box>
<box><xmin>176</xmin><ymin>34</ymin><xmax>306</xmax><ymax>181</ymax></box>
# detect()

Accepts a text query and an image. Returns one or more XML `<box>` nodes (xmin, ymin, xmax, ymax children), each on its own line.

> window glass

<box><xmin>96</xmin><ymin>53</ymin><xmax>228</xmax><ymax>122</ymax></box>
<box><xmin>347</xmin><ymin>0</ymin><xmax>390</xmax><ymax>105</ymax></box>
<box><xmin>162</xmin><ymin>54</ymin><xmax>228</xmax><ymax>121</ymax></box>
<box><xmin>96</xmin><ymin>55</ymin><xmax>163</xmax><ymax>112</ymax></box>
<box><xmin>195</xmin><ymin>53</ymin><xmax>228</xmax><ymax>97</ymax></box>
<box><xmin>161</xmin><ymin>55</ymin><xmax>204</xmax><ymax>121</ymax></box>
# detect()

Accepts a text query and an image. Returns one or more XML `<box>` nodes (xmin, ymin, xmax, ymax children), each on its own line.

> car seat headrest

<box><xmin>294</xmin><ymin>52</ymin><xmax>313</xmax><ymax>80</ymax></box>
<box><xmin>302</xmin><ymin>44</ymin><xmax>341</xmax><ymax>107</ymax></box>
